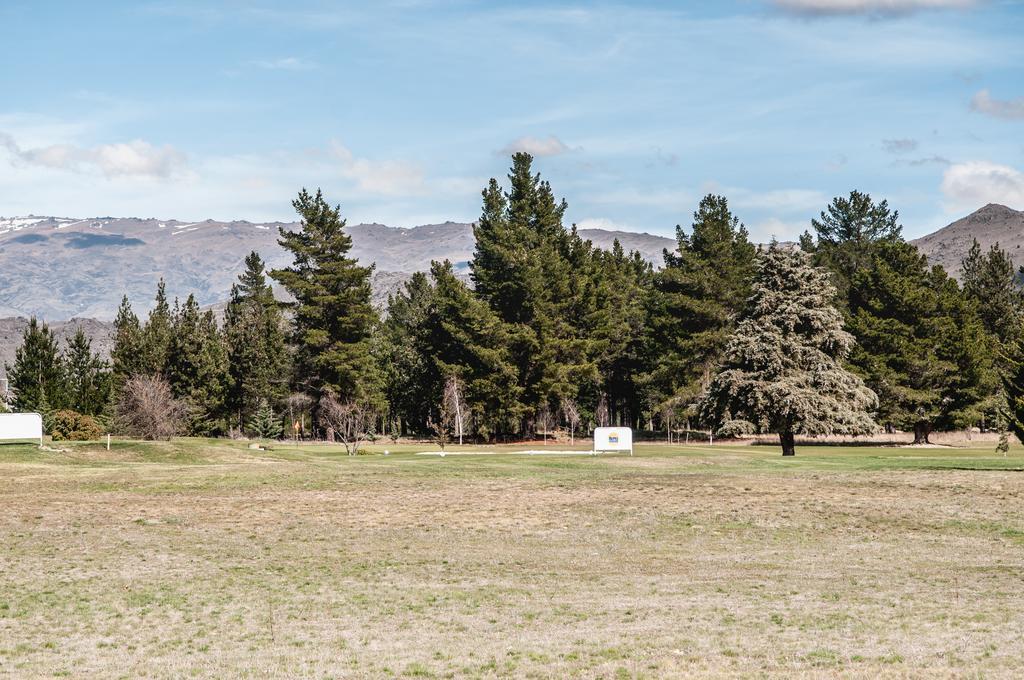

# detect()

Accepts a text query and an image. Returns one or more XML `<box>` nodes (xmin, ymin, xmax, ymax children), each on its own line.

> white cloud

<box><xmin>772</xmin><ymin>0</ymin><xmax>978</xmax><ymax>16</ymax></box>
<box><xmin>970</xmin><ymin>89</ymin><xmax>1024</xmax><ymax>121</ymax></box>
<box><xmin>576</xmin><ymin>217</ymin><xmax>631</xmax><ymax>232</ymax></box>
<box><xmin>941</xmin><ymin>161</ymin><xmax>1024</xmax><ymax>211</ymax></box>
<box><xmin>0</xmin><ymin>133</ymin><xmax>185</xmax><ymax>178</ymax></box>
<box><xmin>499</xmin><ymin>135</ymin><xmax>573</xmax><ymax>157</ymax></box>
<box><xmin>250</xmin><ymin>57</ymin><xmax>318</xmax><ymax>71</ymax></box>
<box><xmin>751</xmin><ymin>217</ymin><xmax>808</xmax><ymax>242</ymax></box>
<box><xmin>328</xmin><ymin>140</ymin><xmax>426</xmax><ymax>196</ymax></box>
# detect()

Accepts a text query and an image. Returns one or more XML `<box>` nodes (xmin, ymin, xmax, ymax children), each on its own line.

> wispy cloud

<box><xmin>250</xmin><ymin>57</ymin><xmax>318</xmax><ymax>71</ymax></box>
<box><xmin>941</xmin><ymin>160</ymin><xmax>1024</xmax><ymax>211</ymax></box>
<box><xmin>0</xmin><ymin>132</ymin><xmax>185</xmax><ymax>179</ymax></box>
<box><xmin>970</xmin><ymin>89</ymin><xmax>1024</xmax><ymax>120</ymax></box>
<box><xmin>729</xmin><ymin>188</ymin><xmax>828</xmax><ymax>212</ymax></box>
<box><xmin>329</xmin><ymin>140</ymin><xmax>426</xmax><ymax>196</ymax></box>
<box><xmin>882</xmin><ymin>138</ymin><xmax>918</xmax><ymax>154</ymax></box>
<box><xmin>499</xmin><ymin>135</ymin><xmax>573</xmax><ymax>157</ymax></box>
<box><xmin>771</xmin><ymin>0</ymin><xmax>979</xmax><ymax>17</ymax></box>
<box><xmin>896</xmin><ymin>155</ymin><xmax>951</xmax><ymax>166</ymax></box>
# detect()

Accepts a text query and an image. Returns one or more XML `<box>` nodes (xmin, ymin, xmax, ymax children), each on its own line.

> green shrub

<box><xmin>50</xmin><ymin>410</ymin><xmax>104</xmax><ymax>441</ymax></box>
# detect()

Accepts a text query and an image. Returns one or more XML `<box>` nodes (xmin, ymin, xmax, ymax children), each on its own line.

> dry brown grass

<box><xmin>1</xmin><ymin>440</ymin><xmax>1023</xmax><ymax>678</ymax></box>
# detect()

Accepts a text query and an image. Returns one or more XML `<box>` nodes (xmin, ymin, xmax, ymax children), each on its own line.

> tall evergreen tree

<box><xmin>381</xmin><ymin>271</ymin><xmax>436</xmax><ymax>433</ymax></box>
<box><xmin>167</xmin><ymin>295</ymin><xmax>229</xmax><ymax>434</ymax></box>
<box><xmin>470</xmin><ymin>153</ymin><xmax>595</xmax><ymax>432</ymax></box>
<box><xmin>63</xmin><ymin>328</ymin><xmax>111</xmax><ymax>415</ymax></box>
<box><xmin>645</xmin><ymin>194</ymin><xmax>756</xmax><ymax>418</ymax></box>
<box><xmin>586</xmin><ymin>240</ymin><xmax>653</xmax><ymax>427</ymax></box>
<box><xmin>700</xmin><ymin>244</ymin><xmax>877</xmax><ymax>456</ymax></box>
<box><xmin>961</xmin><ymin>239</ymin><xmax>1023</xmax><ymax>348</ymax></box>
<box><xmin>110</xmin><ymin>295</ymin><xmax>145</xmax><ymax>390</ymax></box>
<box><xmin>811</xmin><ymin>190</ymin><xmax>902</xmax><ymax>300</ymax></box>
<box><xmin>224</xmin><ymin>251</ymin><xmax>289</xmax><ymax>429</ymax></box>
<box><xmin>139</xmin><ymin>279</ymin><xmax>173</xmax><ymax>375</ymax></box>
<box><xmin>420</xmin><ymin>260</ymin><xmax>523</xmax><ymax>439</ymax></box>
<box><xmin>846</xmin><ymin>240</ymin><xmax>995</xmax><ymax>441</ymax></box>
<box><xmin>270</xmin><ymin>188</ymin><xmax>381</xmax><ymax>414</ymax></box>
<box><xmin>6</xmin><ymin>318</ymin><xmax>65</xmax><ymax>413</ymax></box>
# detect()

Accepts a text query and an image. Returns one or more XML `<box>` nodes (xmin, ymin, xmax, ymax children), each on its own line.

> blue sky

<box><xmin>1</xmin><ymin>0</ymin><xmax>1022</xmax><ymax>240</ymax></box>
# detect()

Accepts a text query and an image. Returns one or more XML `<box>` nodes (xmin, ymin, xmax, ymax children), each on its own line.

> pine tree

<box><xmin>469</xmin><ymin>153</ymin><xmax>595</xmax><ymax>433</ymax></box>
<box><xmin>961</xmin><ymin>239</ymin><xmax>1023</xmax><ymax>350</ymax></box>
<box><xmin>811</xmin><ymin>190</ymin><xmax>902</xmax><ymax>301</ymax></box>
<box><xmin>167</xmin><ymin>295</ymin><xmax>229</xmax><ymax>435</ymax></box>
<box><xmin>847</xmin><ymin>240</ymin><xmax>995</xmax><ymax>441</ymax></box>
<box><xmin>699</xmin><ymin>244</ymin><xmax>877</xmax><ymax>456</ymax></box>
<box><xmin>63</xmin><ymin>328</ymin><xmax>111</xmax><ymax>415</ymax></box>
<box><xmin>5</xmin><ymin>318</ymin><xmax>65</xmax><ymax>413</ymax></box>
<box><xmin>139</xmin><ymin>279</ymin><xmax>173</xmax><ymax>375</ymax></box>
<box><xmin>110</xmin><ymin>295</ymin><xmax>145</xmax><ymax>391</ymax></box>
<box><xmin>381</xmin><ymin>271</ymin><xmax>436</xmax><ymax>433</ymax></box>
<box><xmin>248</xmin><ymin>398</ymin><xmax>283</xmax><ymax>440</ymax></box>
<box><xmin>586</xmin><ymin>240</ymin><xmax>653</xmax><ymax>428</ymax></box>
<box><xmin>645</xmin><ymin>194</ymin><xmax>756</xmax><ymax>418</ymax></box>
<box><xmin>270</xmin><ymin>188</ymin><xmax>381</xmax><ymax>412</ymax></box>
<box><xmin>224</xmin><ymin>251</ymin><xmax>289</xmax><ymax>430</ymax></box>
<box><xmin>420</xmin><ymin>260</ymin><xmax>524</xmax><ymax>439</ymax></box>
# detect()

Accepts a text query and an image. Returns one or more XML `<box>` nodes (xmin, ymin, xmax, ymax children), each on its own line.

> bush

<box><xmin>50</xmin><ymin>410</ymin><xmax>104</xmax><ymax>441</ymax></box>
<box><xmin>116</xmin><ymin>374</ymin><xmax>187</xmax><ymax>440</ymax></box>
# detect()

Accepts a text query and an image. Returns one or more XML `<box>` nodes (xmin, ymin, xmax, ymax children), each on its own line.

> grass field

<box><xmin>2</xmin><ymin>438</ymin><xmax>1023</xmax><ymax>678</ymax></box>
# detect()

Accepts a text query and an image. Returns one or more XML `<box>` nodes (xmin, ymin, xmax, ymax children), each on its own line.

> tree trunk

<box><xmin>913</xmin><ymin>421</ymin><xmax>931</xmax><ymax>444</ymax></box>
<box><xmin>780</xmin><ymin>430</ymin><xmax>796</xmax><ymax>456</ymax></box>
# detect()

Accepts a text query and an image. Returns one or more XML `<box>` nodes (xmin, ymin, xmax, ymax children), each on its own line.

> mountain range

<box><xmin>0</xmin><ymin>203</ymin><xmax>1020</xmax><ymax>378</ymax></box>
<box><xmin>0</xmin><ymin>215</ymin><xmax>676</xmax><ymax>320</ymax></box>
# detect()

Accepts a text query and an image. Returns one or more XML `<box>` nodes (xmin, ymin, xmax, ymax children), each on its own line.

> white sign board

<box><xmin>0</xmin><ymin>413</ymin><xmax>43</xmax><ymax>444</ymax></box>
<box><xmin>593</xmin><ymin>426</ymin><xmax>633</xmax><ymax>455</ymax></box>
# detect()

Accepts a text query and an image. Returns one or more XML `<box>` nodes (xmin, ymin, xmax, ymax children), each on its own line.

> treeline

<box><xmin>5</xmin><ymin>153</ymin><xmax>1024</xmax><ymax>444</ymax></box>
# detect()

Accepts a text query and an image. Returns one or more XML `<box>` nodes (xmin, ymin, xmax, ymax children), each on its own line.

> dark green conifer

<box><xmin>270</xmin><ymin>189</ymin><xmax>381</xmax><ymax>410</ymax></box>
<box><xmin>139</xmin><ymin>279</ymin><xmax>173</xmax><ymax>375</ymax></box>
<box><xmin>421</xmin><ymin>260</ymin><xmax>524</xmax><ymax>439</ymax></box>
<box><xmin>63</xmin><ymin>328</ymin><xmax>111</xmax><ymax>415</ymax></box>
<box><xmin>6</xmin><ymin>318</ymin><xmax>65</xmax><ymax>413</ymax></box>
<box><xmin>224</xmin><ymin>251</ymin><xmax>289</xmax><ymax>429</ymax></box>
<box><xmin>167</xmin><ymin>295</ymin><xmax>229</xmax><ymax>434</ymax></box>
<box><xmin>110</xmin><ymin>295</ymin><xmax>144</xmax><ymax>391</ymax></box>
<box><xmin>645</xmin><ymin>194</ymin><xmax>756</xmax><ymax>419</ymax></box>
<box><xmin>248</xmin><ymin>398</ymin><xmax>283</xmax><ymax>440</ymax></box>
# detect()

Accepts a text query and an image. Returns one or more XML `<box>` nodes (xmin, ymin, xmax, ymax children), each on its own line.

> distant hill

<box><xmin>0</xmin><ymin>215</ymin><xmax>676</xmax><ymax>321</ymax></box>
<box><xmin>911</xmin><ymin>204</ymin><xmax>1024</xmax><ymax>278</ymax></box>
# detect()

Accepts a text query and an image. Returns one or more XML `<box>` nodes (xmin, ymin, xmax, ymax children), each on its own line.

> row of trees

<box><xmin>6</xmin><ymin>152</ymin><xmax>1024</xmax><ymax>451</ymax></box>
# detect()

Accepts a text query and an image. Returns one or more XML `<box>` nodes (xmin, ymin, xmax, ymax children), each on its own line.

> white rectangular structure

<box><xmin>593</xmin><ymin>426</ymin><xmax>633</xmax><ymax>455</ymax></box>
<box><xmin>0</xmin><ymin>413</ymin><xmax>43</xmax><ymax>445</ymax></box>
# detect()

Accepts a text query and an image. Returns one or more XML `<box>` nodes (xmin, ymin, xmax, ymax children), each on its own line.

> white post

<box><xmin>106</xmin><ymin>433</ymin><xmax>111</xmax><ymax>451</ymax></box>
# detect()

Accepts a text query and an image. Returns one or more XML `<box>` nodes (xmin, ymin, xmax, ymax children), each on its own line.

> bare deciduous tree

<box><xmin>561</xmin><ymin>397</ymin><xmax>580</xmax><ymax>445</ymax></box>
<box><xmin>595</xmin><ymin>393</ymin><xmax>609</xmax><ymax>428</ymax></box>
<box><xmin>444</xmin><ymin>375</ymin><xmax>468</xmax><ymax>446</ymax></box>
<box><xmin>428</xmin><ymin>376</ymin><xmax>464</xmax><ymax>451</ymax></box>
<box><xmin>537</xmin><ymin>404</ymin><xmax>555</xmax><ymax>444</ymax></box>
<box><xmin>116</xmin><ymin>374</ymin><xmax>187</xmax><ymax>440</ymax></box>
<box><xmin>319</xmin><ymin>391</ymin><xmax>374</xmax><ymax>456</ymax></box>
